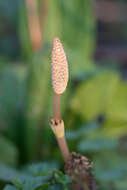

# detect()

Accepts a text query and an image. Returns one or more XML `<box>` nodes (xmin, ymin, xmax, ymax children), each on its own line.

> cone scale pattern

<box><xmin>52</xmin><ymin>38</ymin><xmax>68</xmax><ymax>94</ymax></box>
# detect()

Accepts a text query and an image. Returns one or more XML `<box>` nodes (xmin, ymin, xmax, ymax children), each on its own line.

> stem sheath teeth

<box><xmin>50</xmin><ymin>118</ymin><xmax>64</xmax><ymax>138</ymax></box>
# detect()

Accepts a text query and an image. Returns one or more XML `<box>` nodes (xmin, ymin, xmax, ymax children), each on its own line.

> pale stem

<box><xmin>26</xmin><ymin>0</ymin><xmax>42</xmax><ymax>51</ymax></box>
<box><xmin>57</xmin><ymin>136</ymin><xmax>70</xmax><ymax>162</ymax></box>
<box><xmin>53</xmin><ymin>92</ymin><xmax>61</xmax><ymax>119</ymax></box>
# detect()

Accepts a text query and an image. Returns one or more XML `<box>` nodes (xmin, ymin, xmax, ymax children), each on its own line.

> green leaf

<box><xmin>12</xmin><ymin>179</ymin><xmax>23</xmax><ymax>189</ymax></box>
<box><xmin>19</xmin><ymin>0</ymin><xmax>33</xmax><ymax>59</ymax></box>
<box><xmin>94</xmin><ymin>151</ymin><xmax>127</xmax><ymax>183</ymax></box>
<box><xmin>105</xmin><ymin>81</ymin><xmax>127</xmax><ymax>122</ymax></box>
<box><xmin>24</xmin><ymin>49</ymin><xmax>50</xmax><ymax>161</ymax></box>
<box><xmin>53</xmin><ymin>171</ymin><xmax>71</xmax><ymax>185</ymax></box>
<box><xmin>37</xmin><ymin>183</ymin><xmax>49</xmax><ymax>190</ymax></box>
<box><xmin>78</xmin><ymin>138</ymin><xmax>118</xmax><ymax>152</ymax></box>
<box><xmin>49</xmin><ymin>184</ymin><xmax>63</xmax><ymax>190</ymax></box>
<box><xmin>96</xmin><ymin>169</ymin><xmax>123</xmax><ymax>181</ymax></box>
<box><xmin>3</xmin><ymin>185</ymin><xmax>18</xmax><ymax>190</ymax></box>
<box><xmin>114</xmin><ymin>180</ymin><xmax>127</xmax><ymax>190</ymax></box>
<box><xmin>70</xmin><ymin>71</ymin><xmax>120</xmax><ymax>121</ymax></box>
<box><xmin>0</xmin><ymin>65</ymin><xmax>26</xmax><ymax>118</ymax></box>
<box><xmin>22</xmin><ymin>178</ymin><xmax>45</xmax><ymax>190</ymax></box>
<box><xmin>58</xmin><ymin>0</ymin><xmax>96</xmax><ymax>75</ymax></box>
<box><xmin>99</xmin><ymin>120</ymin><xmax>127</xmax><ymax>139</ymax></box>
<box><xmin>24</xmin><ymin>162</ymin><xmax>59</xmax><ymax>177</ymax></box>
<box><xmin>0</xmin><ymin>164</ymin><xmax>32</xmax><ymax>182</ymax></box>
<box><xmin>0</xmin><ymin>65</ymin><xmax>26</xmax><ymax>146</ymax></box>
<box><xmin>66</xmin><ymin>121</ymin><xmax>99</xmax><ymax>140</ymax></box>
<box><xmin>0</xmin><ymin>136</ymin><xmax>18</xmax><ymax>166</ymax></box>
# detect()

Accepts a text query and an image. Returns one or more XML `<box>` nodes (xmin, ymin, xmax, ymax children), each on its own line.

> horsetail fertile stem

<box><xmin>50</xmin><ymin>37</ymin><xmax>70</xmax><ymax>162</ymax></box>
<box><xmin>52</xmin><ymin>37</ymin><xmax>69</xmax><ymax>119</ymax></box>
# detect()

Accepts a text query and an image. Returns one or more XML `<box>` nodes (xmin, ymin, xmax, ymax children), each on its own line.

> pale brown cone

<box><xmin>52</xmin><ymin>37</ymin><xmax>69</xmax><ymax>94</ymax></box>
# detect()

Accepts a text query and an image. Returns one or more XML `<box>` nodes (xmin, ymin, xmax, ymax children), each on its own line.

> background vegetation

<box><xmin>0</xmin><ymin>0</ymin><xmax>127</xmax><ymax>189</ymax></box>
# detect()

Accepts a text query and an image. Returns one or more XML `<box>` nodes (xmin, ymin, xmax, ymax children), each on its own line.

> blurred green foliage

<box><xmin>1</xmin><ymin>162</ymin><xmax>72</xmax><ymax>190</ymax></box>
<box><xmin>0</xmin><ymin>0</ymin><xmax>127</xmax><ymax>190</ymax></box>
